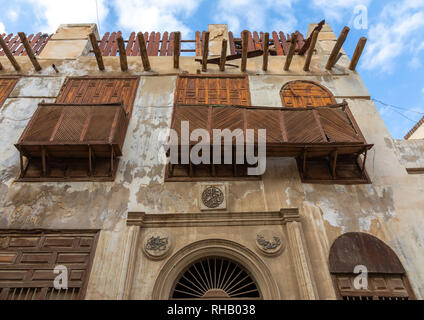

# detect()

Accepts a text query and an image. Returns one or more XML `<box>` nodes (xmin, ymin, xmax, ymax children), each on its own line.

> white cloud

<box><xmin>7</xmin><ymin>10</ymin><xmax>18</xmax><ymax>22</ymax></box>
<box><xmin>311</xmin><ymin>0</ymin><xmax>370</xmax><ymax>21</ymax></box>
<box><xmin>112</xmin><ymin>0</ymin><xmax>202</xmax><ymax>37</ymax></box>
<box><xmin>213</xmin><ymin>0</ymin><xmax>298</xmax><ymax>34</ymax></box>
<box><xmin>362</xmin><ymin>0</ymin><xmax>424</xmax><ymax>73</ymax></box>
<box><xmin>23</xmin><ymin>0</ymin><xmax>109</xmax><ymax>33</ymax></box>
<box><xmin>0</xmin><ymin>22</ymin><xmax>5</xmax><ymax>34</ymax></box>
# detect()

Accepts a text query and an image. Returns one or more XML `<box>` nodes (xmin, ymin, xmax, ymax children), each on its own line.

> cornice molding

<box><xmin>127</xmin><ymin>208</ymin><xmax>299</xmax><ymax>228</ymax></box>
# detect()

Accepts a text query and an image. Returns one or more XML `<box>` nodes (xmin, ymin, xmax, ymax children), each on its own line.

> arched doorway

<box><xmin>280</xmin><ymin>80</ymin><xmax>336</xmax><ymax>108</ymax></box>
<box><xmin>152</xmin><ymin>239</ymin><xmax>280</xmax><ymax>299</ymax></box>
<box><xmin>329</xmin><ymin>232</ymin><xmax>416</xmax><ymax>300</ymax></box>
<box><xmin>171</xmin><ymin>256</ymin><xmax>261</xmax><ymax>299</ymax></box>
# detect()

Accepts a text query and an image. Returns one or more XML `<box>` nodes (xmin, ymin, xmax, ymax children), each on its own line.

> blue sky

<box><xmin>1</xmin><ymin>0</ymin><xmax>424</xmax><ymax>139</ymax></box>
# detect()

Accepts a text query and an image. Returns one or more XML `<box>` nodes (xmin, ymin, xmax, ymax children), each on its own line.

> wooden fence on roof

<box><xmin>0</xmin><ymin>33</ymin><xmax>51</xmax><ymax>56</ymax></box>
<box><xmin>98</xmin><ymin>30</ymin><xmax>306</xmax><ymax>56</ymax></box>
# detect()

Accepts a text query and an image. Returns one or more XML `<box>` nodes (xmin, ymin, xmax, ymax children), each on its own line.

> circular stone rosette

<box><xmin>255</xmin><ymin>229</ymin><xmax>285</xmax><ymax>256</ymax></box>
<box><xmin>201</xmin><ymin>186</ymin><xmax>224</xmax><ymax>209</ymax></box>
<box><xmin>143</xmin><ymin>231</ymin><xmax>172</xmax><ymax>260</ymax></box>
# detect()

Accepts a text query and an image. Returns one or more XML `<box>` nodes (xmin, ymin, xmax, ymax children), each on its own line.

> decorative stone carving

<box><xmin>255</xmin><ymin>230</ymin><xmax>285</xmax><ymax>256</ymax></box>
<box><xmin>0</xmin><ymin>237</ymin><xmax>9</xmax><ymax>248</ymax></box>
<box><xmin>143</xmin><ymin>231</ymin><xmax>172</xmax><ymax>260</ymax></box>
<box><xmin>199</xmin><ymin>184</ymin><xmax>227</xmax><ymax>210</ymax></box>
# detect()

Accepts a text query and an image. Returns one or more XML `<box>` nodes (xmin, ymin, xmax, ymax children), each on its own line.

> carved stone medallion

<box><xmin>143</xmin><ymin>231</ymin><xmax>172</xmax><ymax>260</ymax></box>
<box><xmin>200</xmin><ymin>184</ymin><xmax>227</xmax><ymax>210</ymax></box>
<box><xmin>255</xmin><ymin>229</ymin><xmax>285</xmax><ymax>256</ymax></box>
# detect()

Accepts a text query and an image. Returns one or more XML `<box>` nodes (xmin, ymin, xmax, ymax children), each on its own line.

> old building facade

<box><xmin>0</xmin><ymin>22</ymin><xmax>423</xmax><ymax>300</ymax></box>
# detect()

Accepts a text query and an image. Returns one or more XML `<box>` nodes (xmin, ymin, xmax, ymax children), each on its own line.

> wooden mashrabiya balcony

<box><xmin>168</xmin><ymin>101</ymin><xmax>373</xmax><ymax>183</ymax></box>
<box><xmin>15</xmin><ymin>102</ymin><xmax>128</xmax><ymax>181</ymax></box>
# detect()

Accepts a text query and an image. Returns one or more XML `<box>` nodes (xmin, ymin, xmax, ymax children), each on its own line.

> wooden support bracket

<box><xmin>262</xmin><ymin>32</ymin><xmax>269</xmax><ymax>71</ymax></box>
<box><xmin>18</xmin><ymin>32</ymin><xmax>41</xmax><ymax>71</ymax></box>
<box><xmin>284</xmin><ymin>33</ymin><xmax>298</xmax><ymax>71</ymax></box>
<box><xmin>325</xmin><ymin>26</ymin><xmax>350</xmax><ymax>70</ymax></box>
<box><xmin>0</xmin><ymin>34</ymin><xmax>21</xmax><ymax>71</ymax></box>
<box><xmin>174</xmin><ymin>31</ymin><xmax>181</xmax><ymax>69</ymax></box>
<box><xmin>117</xmin><ymin>36</ymin><xmax>128</xmax><ymax>71</ymax></box>
<box><xmin>89</xmin><ymin>33</ymin><xmax>104</xmax><ymax>71</ymax></box>
<box><xmin>202</xmin><ymin>32</ymin><xmax>210</xmax><ymax>72</ymax></box>
<box><xmin>303</xmin><ymin>30</ymin><xmax>318</xmax><ymax>72</ymax></box>
<box><xmin>349</xmin><ymin>37</ymin><xmax>367</xmax><ymax>71</ymax></box>
<box><xmin>137</xmin><ymin>32</ymin><xmax>151</xmax><ymax>71</ymax></box>
<box><xmin>241</xmin><ymin>30</ymin><xmax>249</xmax><ymax>72</ymax></box>
<box><xmin>219</xmin><ymin>39</ymin><xmax>227</xmax><ymax>72</ymax></box>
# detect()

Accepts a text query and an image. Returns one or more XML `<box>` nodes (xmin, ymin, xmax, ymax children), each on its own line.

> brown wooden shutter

<box><xmin>329</xmin><ymin>232</ymin><xmax>415</xmax><ymax>300</ymax></box>
<box><xmin>0</xmin><ymin>230</ymin><xmax>99</xmax><ymax>300</ymax></box>
<box><xmin>0</xmin><ymin>77</ymin><xmax>18</xmax><ymax>109</ymax></box>
<box><xmin>280</xmin><ymin>80</ymin><xmax>336</xmax><ymax>108</ymax></box>
<box><xmin>334</xmin><ymin>274</ymin><xmax>413</xmax><ymax>300</ymax></box>
<box><xmin>175</xmin><ymin>75</ymin><xmax>251</xmax><ymax>106</ymax></box>
<box><xmin>56</xmin><ymin>77</ymin><xmax>139</xmax><ymax>114</ymax></box>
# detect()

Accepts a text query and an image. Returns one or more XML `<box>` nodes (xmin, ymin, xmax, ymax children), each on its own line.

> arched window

<box><xmin>280</xmin><ymin>80</ymin><xmax>336</xmax><ymax>108</ymax></box>
<box><xmin>329</xmin><ymin>232</ymin><xmax>415</xmax><ymax>300</ymax></box>
<box><xmin>171</xmin><ymin>256</ymin><xmax>261</xmax><ymax>299</ymax></box>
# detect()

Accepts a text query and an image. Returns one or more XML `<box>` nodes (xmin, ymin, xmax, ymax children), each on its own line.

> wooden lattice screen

<box><xmin>0</xmin><ymin>77</ymin><xmax>18</xmax><ymax>108</ymax></box>
<box><xmin>0</xmin><ymin>230</ymin><xmax>99</xmax><ymax>300</ymax></box>
<box><xmin>280</xmin><ymin>81</ymin><xmax>337</xmax><ymax>108</ymax></box>
<box><xmin>174</xmin><ymin>75</ymin><xmax>251</xmax><ymax>106</ymax></box>
<box><xmin>56</xmin><ymin>76</ymin><xmax>140</xmax><ymax>115</ymax></box>
<box><xmin>0</xmin><ymin>33</ymin><xmax>51</xmax><ymax>56</ymax></box>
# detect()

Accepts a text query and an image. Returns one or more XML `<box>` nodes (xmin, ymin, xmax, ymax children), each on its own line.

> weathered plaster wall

<box><xmin>1</xmin><ymin>23</ymin><xmax>424</xmax><ymax>300</ymax></box>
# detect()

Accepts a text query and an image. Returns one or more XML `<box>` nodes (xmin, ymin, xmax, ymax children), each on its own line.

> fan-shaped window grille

<box><xmin>280</xmin><ymin>80</ymin><xmax>336</xmax><ymax>108</ymax></box>
<box><xmin>172</xmin><ymin>257</ymin><xmax>261</xmax><ymax>299</ymax></box>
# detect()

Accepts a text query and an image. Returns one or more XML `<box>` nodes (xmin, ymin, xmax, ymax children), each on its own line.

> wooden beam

<box><xmin>302</xmin><ymin>148</ymin><xmax>307</xmax><ymax>179</ymax></box>
<box><xmin>325</xmin><ymin>26</ymin><xmax>350</xmax><ymax>70</ymax></box>
<box><xmin>361</xmin><ymin>149</ymin><xmax>368</xmax><ymax>175</ymax></box>
<box><xmin>331</xmin><ymin>150</ymin><xmax>338</xmax><ymax>179</ymax></box>
<box><xmin>219</xmin><ymin>39</ymin><xmax>227</xmax><ymax>71</ymax></box>
<box><xmin>349</xmin><ymin>37</ymin><xmax>367</xmax><ymax>71</ymax></box>
<box><xmin>88</xmin><ymin>145</ymin><xmax>93</xmax><ymax>176</ymax></box>
<box><xmin>137</xmin><ymin>32</ymin><xmax>151</xmax><ymax>71</ymax></box>
<box><xmin>195</xmin><ymin>49</ymin><xmax>262</xmax><ymax>65</ymax></box>
<box><xmin>41</xmin><ymin>147</ymin><xmax>47</xmax><ymax>176</ymax></box>
<box><xmin>18</xmin><ymin>32</ymin><xmax>41</xmax><ymax>71</ymax></box>
<box><xmin>174</xmin><ymin>31</ymin><xmax>181</xmax><ymax>69</ymax></box>
<box><xmin>241</xmin><ymin>30</ymin><xmax>249</xmax><ymax>72</ymax></box>
<box><xmin>117</xmin><ymin>36</ymin><xmax>128</xmax><ymax>71</ymax></box>
<box><xmin>0</xmin><ymin>34</ymin><xmax>21</xmax><ymax>71</ymax></box>
<box><xmin>298</xmin><ymin>19</ymin><xmax>325</xmax><ymax>55</ymax></box>
<box><xmin>262</xmin><ymin>32</ymin><xmax>269</xmax><ymax>71</ymax></box>
<box><xmin>19</xmin><ymin>150</ymin><xmax>24</xmax><ymax>177</ymax></box>
<box><xmin>303</xmin><ymin>30</ymin><xmax>318</xmax><ymax>72</ymax></box>
<box><xmin>110</xmin><ymin>145</ymin><xmax>114</xmax><ymax>176</ymax></box>
<box><xmin>284</xmin><ymin>33</ymin><xmax>298</xmax><ymax>71</ymax></box>
<box><xmin>201</xmin><ymin>31</ymin><xmax>210</xmax><ymax>72</ymax></box>
<box><xmin>89</xmin><ymin>33</ymin><xmax>104</xmax><ymax>71</ymax></box>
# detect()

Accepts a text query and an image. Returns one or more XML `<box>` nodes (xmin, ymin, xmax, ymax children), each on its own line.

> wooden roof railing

<box><xmin>0</xmin><ymin>32</ymin><xmax>51</xmax><ymax>56</ymax></box>
<box><xmin>96</xmin><ymin>29</ymin><xmax>312</xmax><ymax>57</ymax></box>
